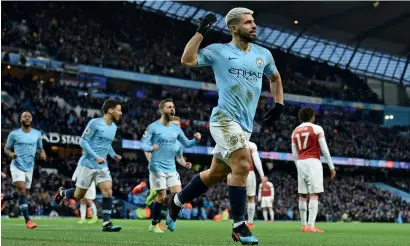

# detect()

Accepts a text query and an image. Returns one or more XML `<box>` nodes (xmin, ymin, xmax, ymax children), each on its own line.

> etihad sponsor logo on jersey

<box><xmin>157</xmin><ymin>139</ymin><xmax>177</xmax><ymax>144</ymax></box>
<box><xmin>228</xmin><ymin>68</ymin><xmax>262</xmax><ymax>81</ymax></box>
<box><xmin>14</xmin><ymin>142</ymin><xmax>37</xmax><ymax>148</ymax></box>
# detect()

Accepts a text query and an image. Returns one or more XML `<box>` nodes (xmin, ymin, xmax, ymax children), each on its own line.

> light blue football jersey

<box><xmin>141</xmin><ymin>120</ymin><xmax>197</xmax><ymax>173</ymax></box>
<box><xmin>197</xmin><ymin>42</ymin><xmax>278</xmax><ymax>133</ymax></box>
<box><xmin>5</xmin><ymin>128</ymin><xmax>43</xmax><ymax>172</ymax></box>
<box><xmin>78</xmin><ymin>118</ymin><xmax>117</xmax><ymax>169</ymax></box>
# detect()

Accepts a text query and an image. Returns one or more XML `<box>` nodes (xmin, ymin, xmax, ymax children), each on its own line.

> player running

<box><xmin>227</xmin><ymin>141</ymin><xmax>265</xmax><ymax>229</ymax></box>
<box><xmin>291</xmin><ymin>107</ymin><xmax>336</xmax><ymax>233</ymax></box>
<box><xmin>2</xmin><ymin>111</ymin><xmax>47</xmax><ymax>228</ymax></box>
<box><xmin>132</xmin><ymin>116</ymin><xmax>192</xmax><ymax>231</ymax></box>
<box><xmin>141</xmin><ymin>99</ymin><xmax>201</xmax><ymax>233</ymax></box>
<box><xmin>72</xmin><ymin>164</ymin><xmax>99</xmax><ymax>224</ymax></box>
<box><xmin>53</xmin><ymin>99</ymin><xmax>123</xmax><ymax>232</ymax></box>
<box><xmin>258</xmin><ymin>177</ymin><xmax>274</xmax><ymax>222</ymax></box>
<box><xmin>167</xmin><ymin>7</ymin><xmax>284</xmax><ymax>245</ymax></box>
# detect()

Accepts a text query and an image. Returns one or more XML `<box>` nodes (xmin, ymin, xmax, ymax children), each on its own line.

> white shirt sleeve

<box><xmin>291</xmin><ymin>130</ymin><xmax>298</xmax><ymax>161</ymax></box>
<box><xmin>317</xmin><ymin>126</ymin><xmax>334</xmax><ymax>170</ymax></box>
<box><xmin>258</xmin><ymin>184</ymin><xmax>262</xmax><ymax>201</ymax></box>
<box><xmin>269</xmin><ymin>182</ymin><xmax>274</xmax><ymax>201</ymax></box>
<box><xmin>249</xmin><ymin>142</ymin><xmax>264</xmax><ymax>177</ymax></box>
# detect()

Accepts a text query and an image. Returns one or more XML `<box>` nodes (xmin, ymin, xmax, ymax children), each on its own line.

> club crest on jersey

<box><xmin>85</xmin><ymin>128</ymin><xmax>91</xmax><ymax>135</ymax></box>
<box><xmin>173</xmin><ymin>132</ymin><xmax>177</xmax><ymax>137</ymax></box>
<box><xmin>256</xmin><ymin>57</ymin><xmax>264</xmax><ymax>67</ymax></box>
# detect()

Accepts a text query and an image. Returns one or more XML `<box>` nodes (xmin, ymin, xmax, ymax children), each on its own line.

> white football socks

<box><xmin>247</xmin><ymin>202</ymin><xmax>255</xmax><ymax>223</ymax></box>
<box><xmin>299</xmin><ymin>198</ymin><xmax>308</xmax><ymax>226</ymax></box>
<box><xmin>308</xmin><ymin>197</ymin><xmax>319</xmax><ymax>227</ymax></box>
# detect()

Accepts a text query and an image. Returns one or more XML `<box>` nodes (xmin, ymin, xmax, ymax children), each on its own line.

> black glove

<box><xmin>263</xmin><ymin>103</ymin><xmax>284</xmax><ymax>123</ymax></box>
<box><xmin>197</xmin><ymin>13</ymin><xmax>217</xmax><ymax>36</ymax></box>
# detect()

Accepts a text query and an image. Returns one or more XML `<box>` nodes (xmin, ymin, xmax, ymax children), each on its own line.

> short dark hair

<box><xmin>102</xmin><ymin>99</ymin><xmax>121</xmax><ymax>114</ymax></box>
<box><xmin>298</xmin><ymin>107</ymin><xmax>315</xmax><ymax>122</ymax></box>
<box><xmin>159</xmin><ymin>98</ymin><xmax>173</xmax><ymax>110</ymax></box>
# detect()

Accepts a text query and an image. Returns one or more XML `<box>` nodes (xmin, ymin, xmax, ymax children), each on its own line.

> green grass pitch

<box><xmin>1</xmin><ymin>218</ymin><xmax>410</xmax><ymax>245</ymax></box>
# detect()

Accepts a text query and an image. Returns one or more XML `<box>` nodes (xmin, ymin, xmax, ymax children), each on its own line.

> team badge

<box><xmin>256</xmin><ymin>57</ymin><xmax>264</xmax><ymax>67</ymax></box>
<box><xmin>85</xmin><ymin>128</ymin><xmax>91</xmax><ymax>135</ymax></box>
<box><xmin>229</xmin><ymin>135</ymin><xmax>239</xmax><ymax>146</ymax></box>
<box><xmin>173</xmin><ymin>132</ymin><xmax>177</xmax><ymax>137</ymax></box>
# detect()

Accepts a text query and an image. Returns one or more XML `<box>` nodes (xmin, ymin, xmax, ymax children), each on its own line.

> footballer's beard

<box><xmin>21</xmin><ymin>122</ymin><xmax>32</xmax><ymax>128</ymax></box>
<box><xmin>166</xmin><ymin>112</ymin><xmax>175</xmax><ymax>121</ymax></box>
<box><xmin>238</xmin><ymin>28</ymin><xmax>257</xmax><ymax>43</ymax></box>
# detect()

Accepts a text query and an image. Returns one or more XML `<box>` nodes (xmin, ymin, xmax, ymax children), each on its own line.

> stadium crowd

<box><xmin>2</xmin><ymin>76</ymin><xmax>410</xmax><ymax>161</ymax></box>
<box><xmin>2</xmin><ymin>1</ymin><xmax>381</xmax><ymax>104</ymax></box>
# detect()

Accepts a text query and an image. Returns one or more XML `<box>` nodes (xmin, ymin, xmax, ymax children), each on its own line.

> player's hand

<box><xmin>9</xmin><ymin>152</ymin><xmax>17</xmax><ymax>159</ymax></box>
<box><xmin>114</xmin><ymin>155</ymin><xmax>122</xmax><ymax>162</ymax></box>
<box><xmin>194</xmin><ymin>132</ymin><xmax>201</xmax><ymax>141</ymax></box>
<box><xmin>40</xmin><ymin>152</ymin><xmax>47</xmax><ymax>160</ymax></box>
<box><xmin>152</xmin><ymin>144</ymin><xmax>159</xmax><ymax>151</ymax></box>
<box><xmin>185</xmin><ymin>162</ymin><xmax>192</xmax><ymax>169</ymax></box>
<box><xmin>197</xmin><ymin>13</ymin><xmax>217</xmax><ymax>36</ymax></box>
<box><xmin>330</xmin><ymin>169</ymin><xmax>336</xmax><ymax>180</ymax></box>
<box><xmin>96</xmin><ymin>157</ymin><xmax>105</xmax><ymax>164</ymax></box>
<box><xmin>263</xmin><ymin>103</ymin><xmax>284</xmax><ymax>124</ymax></box>
<box><xmin>1</xmin><ymin>172</ymin><xmax>6</xmax><ymax>178</ymax></box>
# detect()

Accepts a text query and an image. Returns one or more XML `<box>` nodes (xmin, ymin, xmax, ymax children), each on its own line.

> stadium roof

<box><xmin>184</xmin><ymin>1</ymin><xmax>410</xmax><ymax>56</ymax></box>
<box><xmin>133</xmin><ymin>1</ymin><xmax>410</xmax><ymax>84</ymax></box>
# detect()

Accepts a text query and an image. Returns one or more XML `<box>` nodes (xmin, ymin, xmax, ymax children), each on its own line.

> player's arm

<box><xmin>176</xmin><ymin>128</ymin><xmax>200</xmax><ymax>148</ymax></box>
<box><xmin>291</xmin><ymin>131</ymin><xmax>299</xmax><ymax>162</ymax></box>
<box><xmin>250</xmin><ymin>143</ymin><xmax>265</xmax><ymax>178</ymax></box>
<box><xmin>318</xmin><ymin>127</ymin><xmax>336</xmax><ymax>179</ymax></box>
<box><xmin>79</xmin><ymin>120</ymin><xmax>100</xmax><ymax>159</ymax></box>
<box><xmin>263</xmin><ymin>52</ymin><xmax>284</xmax><ymax>123</ymax></box>
<box><xmin>181</xmin><ymin>14</ymin><xmax>217</xmax><ymax>67</ymax></box>
<box><xmin>36</xmin><ymin>132</ymin><xmax>47</xmax><ymax>160</ymax></box>
<box><xmin>258</xmin><ymin>184</ymin><xmax>262</xmax><ymax>202</ymax></box>
<box><xmin>140</xmin><ymin>125</ymin><xmax>158</xmax><ymax>152</ymax></box>
<box><xmin>269</xmin><ymin>182</ymin><xmax>275</xmax><ymax>201</ymax></box>
<box><xmin>144</xmin><ymin>152</ymin><xmax>152</xmax><ymax>162</ymax></box>
<box><xmin>4</xmin><ymin>132</ymin><xmax>17</xmax><ymax>159</ymax></box>
<box><xmin>176</xmin><ymin>146</ymin><xmax>192</xmax><ymax>169</ymax></box>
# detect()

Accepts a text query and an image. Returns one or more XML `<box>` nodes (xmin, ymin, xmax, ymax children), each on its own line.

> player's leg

<box><xmin>246</xmin><ymin>171</ymin><xmax>256</xmax><ymax>228</ymax></box>
<box><xmin>1</xmin><ymin>191</ymin><xmax>19</xmax><ymax>210</ymax></box>
<box><xmin>167</xmin><ymin>156</ymin><xmax>231</xmax><ymax>231</ymax></box>
<box><xmin>307</xmin><ymin>160</ymin><xmax>324</xmax><ymax>233</ymax></box>
<box><xmin>146</xmin><ymin>188</ymin><xmax>157</xmax><ymax>206</ymax></box>
<box><xmin>88</xmin><ymin>199</ymin><xmax>99</xmax><ymax>224</ymax></box>
<box><xmin>296</xmin><ymin>160</ymin><xmax>309</xmax><ymax>232</ymax></box>
<box><xmin>78</xmin><ymin>198</ymin><xmax>87</xmax><ymax>224</ymax></box>
<box><xmin>54</xmin><ymin>165</ymin><xmax>92</xmax><ymax>204</ymax></box>
<box><xmin>10</xmin><ymin>164</ymin><xmax>36</xmax><ymax>228</ymax></box>
<box><xmin>229</xmin><ymin>147</ymin><xmax>259</xmax><ymax>244</ymax></box>
<box><xmin>84</xmin><ymin>182</ymin><xmax>98</xmax><ymax>224</ymax></box>
<box><xmin>149</xmin><ymin>172</ymin><xmax>166</xmax><ymax>233</ymax></box>
<box><xmin>268</xmin><ymin>206</ymin><xmax>274</xmax><ymax>222</ymax></box>
<box><xmin>96</xmin><ymin>168</ymin><xmax>121</xmax><ymax>232</ymax></box>
<box><xmin>262</xmin><ymin>207</ymin><xmax>268</xmax><ymax>222</ymax></box>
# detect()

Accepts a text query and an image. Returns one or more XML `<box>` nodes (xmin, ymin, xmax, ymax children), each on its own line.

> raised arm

<box><xmin>181</xmin><ymin>13</ymin><xmax>217</xmax><ymax>67</ymax></box>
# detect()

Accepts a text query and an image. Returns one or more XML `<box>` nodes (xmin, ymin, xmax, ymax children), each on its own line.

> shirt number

<box><xmin>295</xmin><ymin>132</ymin><xmax>310</xmax><ymax>150</ymax></box>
